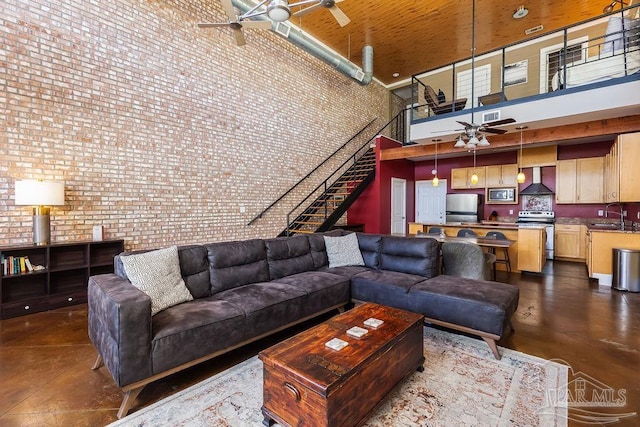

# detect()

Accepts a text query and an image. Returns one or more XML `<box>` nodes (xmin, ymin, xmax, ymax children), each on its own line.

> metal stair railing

<box><xmin>247</xmin><ymin>118</ymin><xmax>378</xmax><ymax>226</ymax></box>
<box><xmin>281</xmin><ymin>107</ymin><xmax>416</xmax><ymax>236</ymax></box>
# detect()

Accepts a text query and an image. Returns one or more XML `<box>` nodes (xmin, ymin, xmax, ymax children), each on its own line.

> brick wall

<box><xmin>0</xmin><ymin>0</ymin><xmax>390</xmax><ymax>249</ymax></box>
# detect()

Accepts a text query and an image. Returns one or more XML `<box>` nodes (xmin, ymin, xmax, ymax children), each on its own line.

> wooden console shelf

<box><xmin>0</xmin><ymin>239</ymin><xmax>123</xmax><ymax>319</ymax></box>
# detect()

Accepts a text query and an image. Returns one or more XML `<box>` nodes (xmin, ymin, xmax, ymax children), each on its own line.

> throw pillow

<box><xmin>437</xmin><ymin>89</ymin><xmax>446</xmax><ymax>103</ymax></box>
<box><xmin>323</xmin><ymin>233</ymin><xmax>365</xmax><ymax>268</ymax></box>
<box><xmin>120</xmin><ymin>246</ymin><xmax>193</xmax><ymax>315</ymax></box>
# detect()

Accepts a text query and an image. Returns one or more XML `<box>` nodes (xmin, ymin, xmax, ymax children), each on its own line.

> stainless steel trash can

<box><xmin>612</xmin><ymin>248</ymin><xmax>640</xmax><ymax>292</ymax></box>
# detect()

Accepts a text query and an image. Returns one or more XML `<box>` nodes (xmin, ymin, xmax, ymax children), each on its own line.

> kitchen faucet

<box><xmin>604</xmin><ymin>203</ymin><xmax>625</xmax><ymax>230</ymax></box>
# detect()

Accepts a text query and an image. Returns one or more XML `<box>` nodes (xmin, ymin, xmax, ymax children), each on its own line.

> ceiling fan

<box><xmin>198</xmin><ymin>0</ymin><xmax>350</xmax><ymax>46</ymax></box>
<box><xmin>448</xmin><ymin>0</ymin><xmax>516</xmax><ymax>148</ymax></box>
<box><xmin>293</xmin><ymin>0</ymin><xmax>351</xmax><ymax>27</ymax></box>
<box><xmin>198</xmin><ymin>0</ymin><xmax>272</xmax><ymax>46</ymax></box>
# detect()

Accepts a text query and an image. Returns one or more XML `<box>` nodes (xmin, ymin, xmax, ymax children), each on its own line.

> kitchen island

<box><xmin>408</xmin><ymin>222</ymin><xmax>547</xmax><ymax>273</ymax></box>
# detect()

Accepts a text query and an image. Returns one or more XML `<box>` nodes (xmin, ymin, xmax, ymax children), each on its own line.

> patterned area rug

<box><xmin>110</xmin><ymin>328</ymin><xmax>568</xmax><ymax>426</ymax></box>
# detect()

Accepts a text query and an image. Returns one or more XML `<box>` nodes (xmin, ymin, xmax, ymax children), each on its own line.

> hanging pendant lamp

<box><xmin>432</xmin><ymin>139</ymin><xmax>440</xmax><ymax>187</ymax></box>
<box><xmin>516</xmin><ymin>126</ymin><xmax>527</xmax><ymax>184</ymax></box>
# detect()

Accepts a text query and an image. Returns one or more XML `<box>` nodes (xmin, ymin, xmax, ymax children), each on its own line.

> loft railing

<box><xmin>411</xmin><ymin>4</ymin><xmax>639</xmax><ymax>123</ymax></box>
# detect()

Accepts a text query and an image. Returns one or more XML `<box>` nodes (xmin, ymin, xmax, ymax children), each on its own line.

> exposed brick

<box><xmin>0</xmin><ymin>0</ymin><xmax>390</xmax><ymax>250</ymax></box>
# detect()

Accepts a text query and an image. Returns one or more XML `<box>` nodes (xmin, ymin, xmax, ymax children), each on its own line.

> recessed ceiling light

<box><xmin>392</xmin><ymin>72</ymin><xmax>400</xmax><ymax>77</ymax></box>
<box><xmin>513</xmin><ymin>6</ymin><xmax>528</xmax><ymax>19</ymax></box>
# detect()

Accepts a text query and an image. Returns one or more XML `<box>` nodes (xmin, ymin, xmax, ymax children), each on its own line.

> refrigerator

<box><xmin>445</xmin><ymin>194</ymin><xmax>481</xmax><ymax>223</ymax></box>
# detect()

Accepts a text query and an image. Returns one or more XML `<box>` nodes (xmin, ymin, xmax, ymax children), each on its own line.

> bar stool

<box><xmin>457</xmin><ymin>228</ymin><xmax>476</xmax><ymax>237</ymax></box>
<box><xmin>486</xmin><ymin>231</ymin><xmax>511</xmax><ymax>272</ymax></box>
<box><xmin>428</xmin><ymin>227</ymin><xmax>442</xmax><ymax>235</ymax></box>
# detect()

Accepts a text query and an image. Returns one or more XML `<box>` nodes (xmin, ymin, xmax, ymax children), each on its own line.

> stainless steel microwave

<box><xmin>487</xmin><ymin>188</ymin><xmax>516</xmax><ymax>203</ymax></box>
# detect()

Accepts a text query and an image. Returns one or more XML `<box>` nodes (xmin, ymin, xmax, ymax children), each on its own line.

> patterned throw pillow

<box><xmin>120</xmin><ymin>246</ymin><xmax>193</xmax><ymax>315</ymax></box>
<box><xmin>323</xmin><ymin>233</ymin><xmax>365</xmax><ymax>268</ymax></box>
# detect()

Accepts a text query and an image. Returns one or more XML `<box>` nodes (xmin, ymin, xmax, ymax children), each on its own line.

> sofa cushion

<box><xmin>265</xmin><ymin>235</ymin><xmax>314</xmax><ymax>280</ymax></box>
<box><xmin>379</xmin><ymin>236</ymin><xmax>439</xmax><ymax>278</ymax></box>
<box><xmin>324</xmin><ymin>233</ymin><xmax>365</xmax><ymax>268</ymax></box>
<box><xmin>120</xmin><ymin>246</ymin><xmax>194</xmax><ymax>316</ymax></box>
<box><xmin>272</xmin><ymin>271</ymin><xmax>350</xmax><ymax>314</ymax></box>
<box><xmin>177</xmin><ymin>245</ymin><xmax>211</xmax><ymax>298</ymax></box>
<box><xmin>350</xmin><ymin>269</ymin><xmax>427</xmax><ymax>309</ymax></box>
<box><xmin>407</xmin><ymin>275</ymin><xmax>520</xmax><ymax>337</ymax></box>
<box><xmin>319</xmin><ymin>265</ymin><xmax>371</xmax><ymax>278</ymax></box>
<box><xmin>151</xmin><ymin>298</ymin><xmax>246</xmax><ymax>373</ymax></box>
<box><xmin>206</xmin><ymin>239</ymin><xmax>269</xmax><ymax>294</ymax></box>
<box><xmin>308</xmin><ymin>230</ymin><xmax>346</xmax><ymax>269</ymax></box>
<box><xmin>212</xmin><ymin>282</ymin><xmax>308</xmax><ymax>337</ymax></box>
<box><xmin>356</xmin><ymin>233</ymin><xmax>382</xmax><ymax>268</ymax></box>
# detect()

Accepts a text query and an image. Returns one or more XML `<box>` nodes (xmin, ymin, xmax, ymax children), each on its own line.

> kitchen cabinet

<box><xmin>555</xmin><ymin>157</ymin><xmax>604</xmax><ymax>204</ymax></box>
<box><xmin>451</xmin><ymin>166</ymin><xmax>486</xmax><ymax>189</ymax></box>
<box><xmin>486</xmin><ymin>164</ymin><xmax>518</xmax><ymax>187</ymax></box>
<box><xmin>605</xmin><ymin>132</ymin><xmax>640</xmax><ymax>202</ymax></box>
<box><xmin>555</xmin><ymin>224</ymin><xmax>586</xmax><ymax>260</ymax></box>
<box><xmin>518</xmin><ymin>145</ymin><xmax>557</xmax><ymax>167</ymax></box>
<box><xmin>517</xmin><ymin>227</ymin><xmax>546</xmax><ymax>273</ymax></box>
<box><xmin>588</xmin><ymin>230</ymin><xmax>640</xmax><ymax>283</ymax></box>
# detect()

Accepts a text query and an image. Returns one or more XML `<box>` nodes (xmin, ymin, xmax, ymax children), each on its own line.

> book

<box><xmin>19</xmin><ymin>257</ymin><xmax>26</xmax><ymax>273</ymax></box>
<box><xmin>25</xmin><ymin>257</ymin><xmax>34</xmax><ymax>272</ymax></box>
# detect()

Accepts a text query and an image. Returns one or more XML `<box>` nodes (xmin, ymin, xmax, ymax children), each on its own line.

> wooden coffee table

<box><xmin>259</xmin><ymin>303</ymin><xmax>425</xmax><ymax>427</ymax></box>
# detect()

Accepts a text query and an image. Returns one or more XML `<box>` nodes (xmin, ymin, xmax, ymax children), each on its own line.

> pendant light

<box><xmin>432</xmin><ymin>139</ymin><xmax>440</xmax><ymax>187</ymax></box>
<box><xmin>516</xmin><ymin>126</ymin><xmax>527</xmax><ymax>184</ymax></box>
<box><xmin>470</xmin><ymin>147</ymin><xmax>479</xmax><ymax>185</ymax></box>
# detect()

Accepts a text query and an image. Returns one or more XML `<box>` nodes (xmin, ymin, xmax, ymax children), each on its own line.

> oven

<box><xmin>517</xmin><ymin>211</ymin><xmax>555</xmax><ymax>259</ymax></box>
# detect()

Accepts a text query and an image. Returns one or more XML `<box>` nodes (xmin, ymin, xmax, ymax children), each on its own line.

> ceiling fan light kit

<box><xmin>513</xmin><ymin>6</ymin><xmax>529</xmax><ymax>19</ymax></box>
<box><xmin>267</xmin><ymin>0</ymin><xmax>292</xmax><ymax>22</ymax></box>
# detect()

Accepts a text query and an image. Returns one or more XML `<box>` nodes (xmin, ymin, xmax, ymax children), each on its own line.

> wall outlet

<box><xmin>239</xmin><ymin>206</ymin><xmax>246</xmax><ymax>213</ymax></box>
<box><xmin>509</xmin><ymin>209</ymin><xmax>513</xmax><ymax>215</ymax></box>
<box><xmin>598</xmin><ymin>210</ymin><xmax>604</xmax><ymax>217</ymax></box>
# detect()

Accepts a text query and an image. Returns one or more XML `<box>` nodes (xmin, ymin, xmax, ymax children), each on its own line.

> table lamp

<box><xmin>15</xmin><ymin>179</ymin><xmax>65</xmax><ymax>245</ymax></box>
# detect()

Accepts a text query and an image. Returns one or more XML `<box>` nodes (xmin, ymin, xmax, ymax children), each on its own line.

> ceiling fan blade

<box><xmin>456</xmin><ymin>121</ymin><xmax>473</xmax><ymax>129</ymax></box>
<box><xmin>328</xmin><ymin>5</ymin><xmax>351</xmax><ymax>27</ymax></box>
<box><xmin>432</xmin><ymin>128</ymin><xmax>464</xmax><ymax>133</ymax></box>
<box><xmin>482</xmin><ymin>127</ymin><xmax>508</xmax><ymax>134</ymax></box>
<box><xmin>483</xmin><ymin>118</ymin><xmax>515</xmax><ymax>127</ymax></box>
<box><xmin>233</xmin><ymin>27</ymin><xmax>246</xmax><ymax>46</ymax></box>
<box><xmin>220</xmin><ymin>0</ymin><xmax>237</xmax><ymax>20</ymax></box>
<box><xmin>241</xmin><ymin>20</ymin><xmax>273</xmax><ymax>29</ymax></box>
<box><xmin>198</xmin><ymin>22</ymin><xmax>233</xmax><ymax>28</ymax></box>
<box><xmin>293</xmin><ymin>3</ymin><xmax>322</xmax><ymax>17</ymax></box>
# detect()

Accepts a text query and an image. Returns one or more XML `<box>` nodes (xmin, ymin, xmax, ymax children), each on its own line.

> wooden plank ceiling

<box><xmin>291</xmin><ymin>0</ymin><xmax>614</xmax><ymax>85</ymax></box>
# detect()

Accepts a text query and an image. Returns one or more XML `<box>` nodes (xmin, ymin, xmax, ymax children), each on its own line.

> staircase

<box><xmin>248</xmin><ymin>106</ymin><xmax>418</xmax><ymax>236</ymax></box>
<box><xmin>282</xmin><ymin>148</ymin><xmax>376</xmax><ymax>235</ymax></box>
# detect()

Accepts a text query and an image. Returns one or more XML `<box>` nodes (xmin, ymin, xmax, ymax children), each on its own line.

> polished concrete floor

<box><xmin>0</xmin><ymin>261</ymin><xmax>638</xmax><ymax>426</ymax></box>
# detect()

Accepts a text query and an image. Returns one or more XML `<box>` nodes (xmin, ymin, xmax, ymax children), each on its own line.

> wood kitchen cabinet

<box><xmin>518</xmin><ymin>145</ymin><xmax>557</xmax><ymax>167</ymax></box>
<box><xmin>555</xmin><ymin>224</ymin><xmax>586</xmax><ymax>260</ymax></box>
<box><xmin>555</xmin><ymin>157</ymin><xmax>604</xmax><ymax>204</ymax></box>
<box><xmin>588</xmin><ymin>230</ymin><xmax>640</xmax><ymax>283</ymax></box>
<box><xmin>451</xmin><ymin>166</ymin><xmax>486</xmax><ymax>189</ymax></box>
<box><xmin>517</xmin><ymin>227</ymin><xmax>546</xmax><ymax>272</ymax></box>
<box><xmin>485</xmin><ymin>164</ymin><xmax>518</xmax><ymax>187</ymax></box>
<box><xmin>605</xmin><ymin>132</ymin><xmax>640</xmax><ymax>202</ymax></box>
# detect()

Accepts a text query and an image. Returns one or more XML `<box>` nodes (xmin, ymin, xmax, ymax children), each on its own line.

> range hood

<box><xmin>519</xmin><ymin>167</ymin><xmax>554</xmax><ymax>195</ymax></box>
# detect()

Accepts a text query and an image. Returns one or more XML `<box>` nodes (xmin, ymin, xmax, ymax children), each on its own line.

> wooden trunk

<box><xmin>259</xmin><ymin>303</ymin><xmax>424</xmax><ymax>427</ymax></box>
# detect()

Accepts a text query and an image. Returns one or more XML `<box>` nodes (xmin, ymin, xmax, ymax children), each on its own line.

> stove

<box><xmin>517</xmin><ymin>211</ymin><xmax>555</xmax><ymax>224</ymax></box>
<box><xmin>518</xmin><ymin>211</ymin><xmax>555</xmax><ymax>259</ymax></box>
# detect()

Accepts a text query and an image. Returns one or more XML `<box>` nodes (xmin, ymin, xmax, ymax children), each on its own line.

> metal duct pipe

<box><xmin>232</xmin><ymin>0</ymin><xmax>373</xmax><ymax>85</ymax></box>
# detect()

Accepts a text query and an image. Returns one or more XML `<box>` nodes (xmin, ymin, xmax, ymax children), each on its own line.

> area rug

<box><xmin>109</xmin><ymin>328</ymin><xmax>568</xmax><ymax>426</ymax></box>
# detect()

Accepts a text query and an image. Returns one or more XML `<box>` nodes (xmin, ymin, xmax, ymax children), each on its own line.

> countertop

<box><xmin>414</xmin><ymin>222</ymin><xmax>545</xmax><ymax>230</ymax></box>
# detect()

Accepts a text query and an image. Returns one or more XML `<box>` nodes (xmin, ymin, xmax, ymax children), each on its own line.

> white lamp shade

<box><xmin>15</xmin><ymin>180</ymin><xmax>65</xmax><ymax>206</ymax></box>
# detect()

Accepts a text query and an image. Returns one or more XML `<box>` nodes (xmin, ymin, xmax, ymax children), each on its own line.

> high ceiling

<box><xmin>289</xmin><ymin>0</ymin><xmax>614</xmax><ymax>85</ymax></box>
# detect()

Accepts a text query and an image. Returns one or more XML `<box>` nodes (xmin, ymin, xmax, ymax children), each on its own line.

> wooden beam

<box><xmin>380</xmin><ymin>114</ymin><xmax>640</xmax><ymax>161</ymax></box>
